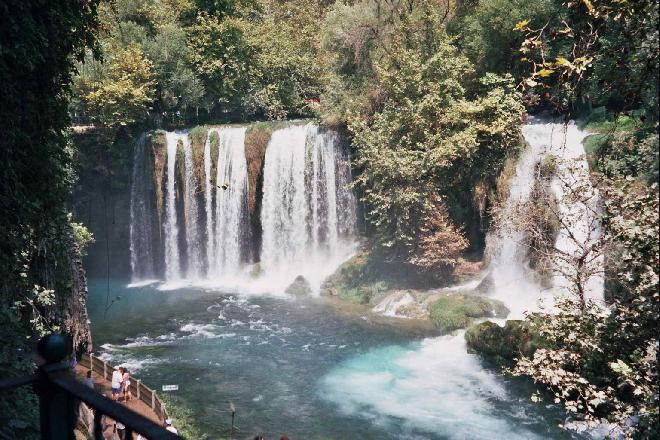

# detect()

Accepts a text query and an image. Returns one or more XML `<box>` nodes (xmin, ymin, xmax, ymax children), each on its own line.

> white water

<box><xmin>372</xmin><ymin>292</ymin><xmax>416</xmax><ymax>318</ymax></box>
<box><xmin>546</xmin><ymin>123</ymin><xmax>604</xmax><ymax>303</ymax></box>
<box><xmin>131</xmin><ymin>123</ymin><xmax>356</xmax><ymax>292</ymax></box>
<box><xmin>260</xmin><ymin>123</ymin><xmax>357</xmax><ymax>293</ymax></box>
<box><xmin>164</xmin><ymin>131</ymin><xmax>183</xmax><ymax>281</ymax></box>
<box><xmin>321</xmin><ymin>333</ymin><xmax>545</xmax><ymax>439</ymax></box>
<box><xmin>203</xmin><ymin>131</ymin><xmax>214</xmax><ymax>273</ymax></box>
<box><xmin>183</xmin><ymin>135</ymin><xmax>203</xmax><ymax>278</ymax></box>
<box><xmin>324</xmin><ymin>119</ymin><xmax>605</xmax><ymax>437</ymax></box>
<box><xmin>211</xmin><ymin>127</ymin><xmax>248</xmax><ymax>278</ymax></box>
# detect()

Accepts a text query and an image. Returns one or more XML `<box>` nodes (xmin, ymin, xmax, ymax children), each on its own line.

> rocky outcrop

<box><xmin>49</xmin><ymin>232</ymin><xmax>93</xmax><ymax>355</ymax></box>
<box><xmin>244</xmin><ymin>125</ymin><xmax>272</xmax><ymax>262</ymax></box>
<box><xmin>285</xmin><ymin>275</ymin><xmax>312</xmax><ymax>296</ymax></box>
<box><xmin>372</xmin><ymin>290</ymin><xmax>428</xmax><ymax>319</ymax></box>
<box><xmin>428</xmin><ymin>293</ymin><xmax>508</xmax><ymax>333</ymax></box>
<box><xmin>465</xmin><ymin>319</ymin><xmax>542</xmax><ymax>365</ymax></box>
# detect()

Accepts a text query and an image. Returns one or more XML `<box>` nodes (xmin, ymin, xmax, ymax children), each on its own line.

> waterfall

<box><xmin>164</xmin><ymin>131</ymin><xmax>183</xmax><ymax>281</ymax></box>
<box><xmin>488</xmin><ymin>118</ymin><xmax>603</xmax><ymax>317</ymax></box>
<box><xmin>211</xmin><ymin>127</ymin><xmax>249</xmax><ymax>277</ymax></box>
<box><xmin>203</xmin><ymin>132</ymin><xmax>215</xmax><ymax>273</ymax></box>
<box><xmin>260</xmin><ymin>123</ymin><xmax>356</xmax><ymax>292</ymax></box>
<box><xmin>129</xmin><ymin>134</ymin><xmax>155</xmax><ymax>281</ymax></box>
<box><xmin>183</xmin><ymin>136</ymin><xmax>203</xmax><ymax>279</ymax></box>
<box><xmin>129</xmin><ymin>122</ymin><xmax>356</xmax><ymax>291</ymax></box>
<box><xmin>546</xmin><ymin>123</ymin><xmax>604</xmax><ymax>303</ymax></box>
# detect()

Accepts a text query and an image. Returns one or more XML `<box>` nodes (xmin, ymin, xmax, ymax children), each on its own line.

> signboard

<box><xmin>162</xmin><ymin>385</ymin><xmax>179</xmax><ymax>392</ymax></box>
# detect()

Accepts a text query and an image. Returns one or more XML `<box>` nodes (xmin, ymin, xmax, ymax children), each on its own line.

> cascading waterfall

<box><xmin>129</xmin><ymin>122</ymin><xmax>356</xmax><ymax>291</ymax></box>
<box><xmin>325</xmin><ymin>119</ymin><xmax>606</xmax><ymax>436</ymax></box>
<box><xmin>260</xmin><ymin>123</ymin><xmax>356</xmax><ymax>292</ymax></box>
<box><xmin>488</xmin><ymin>118</ymin><xmax>604</xmax><ymax>317</ymax></box>
<box><xmin>183</xmin><ymin>135</ymin><xmax>203</xmax><ymax>278</ymax></box>
<box><xmin>547</xmin><ymin>123</ymin><xmax>604</xmax><ymax>303</ymax></box>
<box><xmin>488</xmin><ymin>123</ymin><xmax>549</xmax><ymax>318</ymax></box>
<box><xmin>211</xmin><ymin>127</ymin><xmax>249</xmax><ymax>277</ymax></box>
<box><xmin>129</xmin><ymin>134</ymin><xmax>155</xmax><ymax>282</ymax></box>
<box><xmin>164</xmin><ymin>131</ymin><xmax>183</xmax><ymax>281</ymax></box>
<box><xmin>203</xmin><ymin>131</ymin><xmax>215</xmax><ymax>273</ymax></box>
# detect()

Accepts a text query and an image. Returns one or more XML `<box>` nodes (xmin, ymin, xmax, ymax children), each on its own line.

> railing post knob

<box><xmin>34</xmin><ymin>334</ymin><xmax>77</xmax><ymax>440</ymax></box>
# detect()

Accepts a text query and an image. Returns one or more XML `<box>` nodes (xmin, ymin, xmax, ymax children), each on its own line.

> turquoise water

<box><xmin>87</xmin><ymin>279</ymin><xmax>578</xmax><ymax>439</ymax></box>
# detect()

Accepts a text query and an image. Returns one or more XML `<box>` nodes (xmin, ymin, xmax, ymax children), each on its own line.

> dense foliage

<box><xmin>71</xmin><ymin>0</ymin><xmax>328</xmax><ymax>126</ymax></box>
<box><xmin>0</xmin><ymin>0</ymin><xmax>100</xmax><ymax>437</ymax></box>
<box><xmin>321</xmin><ymin>0</ymin><xmax>524</xmax><ymax>274</ymax></box>
<box><xmin>488</xmin><ymin>1</ymin><xmax>660</xmax><ymax>437</ymax></box>
<box><xmin>4</xmin><ymin>0</ymin><xmax>657</xmax><ymax>437</ymax></box>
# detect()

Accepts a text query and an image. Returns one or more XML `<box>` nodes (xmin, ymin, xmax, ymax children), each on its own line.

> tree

<box><xmin>84</xmin><ymin>43</ymin><xmax>157</xmax><ymax>127</ymax></box>
<box><xmin>514</xmin><ymin>0</ymin><xmax>659</xmax><ymax>118</ymax></box>
<box><xmin>186</xmin><ymin>10</ymin><xmax>255</xmax><ymax>117</ymax></box>
<box><xmin>507</xmin><ymin>177</ymin><xmax>658</xmax><ymax>438</ymax></box>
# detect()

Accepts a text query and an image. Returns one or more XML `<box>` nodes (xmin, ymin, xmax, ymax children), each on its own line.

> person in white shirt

<box><xmin>165</xmin><ymin>418</ymin><xmax>178</xmax><ymax>434</ymax></box>
<box><xmin>111</xmin><ymin>367</ymin><xmax>122</xmax><ymax>401</ymax></box>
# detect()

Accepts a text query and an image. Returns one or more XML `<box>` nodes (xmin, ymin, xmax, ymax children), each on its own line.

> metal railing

<box><xmin>0</xmin><ymin>334</ymin><xmax>181</xmax><ymax>440</ymax></box>
<box><xmin>80</xmin><ymin>353</ymin><xmax>171</xmax><ymax>422</ymax></box>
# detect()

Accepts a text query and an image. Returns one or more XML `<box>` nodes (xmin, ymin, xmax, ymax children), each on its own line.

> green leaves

<box><xmin>84</xmin><ymin>44</ymin><xmax>156</xmax><ymax>127</ymax></box>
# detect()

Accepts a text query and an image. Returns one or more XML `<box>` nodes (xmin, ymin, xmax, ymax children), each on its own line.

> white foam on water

<box><xmin>126</xmin><ymin>279</ymin><xmax>160</xmax><ymax>288</ymax></box>
<box><xmin>97</xmin><ymin>351</ymin><xmax>162</xmax><ymax>374</ymax></box>
<box><xmin>320</xmin><ymin>333</ymin><xmax>543</xmax><ymax>439</ymax></box>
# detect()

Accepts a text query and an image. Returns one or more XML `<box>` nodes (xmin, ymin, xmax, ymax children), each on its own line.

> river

<box><xmin>87</xmin><ymin>278</ymin><xmax>579</xmax><ymax>440</ymax></box>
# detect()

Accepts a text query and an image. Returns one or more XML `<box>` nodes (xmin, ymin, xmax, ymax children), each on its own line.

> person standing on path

<box><xmin>111</xmin><ymin>367</ymin><xmax>122</xmax><ymax>401</ymax></box>
<box><xmin>121</xmin><ymin>367</ymin><xmax>132</xmax><ymax>402</ymax></box>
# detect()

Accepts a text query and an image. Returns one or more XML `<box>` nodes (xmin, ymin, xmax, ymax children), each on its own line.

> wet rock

<box><xmin>428</xmin><ymin>293</ymin><xmax>509</xmax><ymax>333</ymax></box>
<box><xmin>372</xmin><ymin>290</ymin><xmax>428</xmax><ymax>319</ymax></box>
<box><xmin>285</xmin><ymin>275</ymin><xmax>312</xmax><ymax>296</ymax></box>
<box><xmin>248</xmin><ymin>262</ymin><xmax>261</xmax><ymax>278</ymax></box>
<box><xmin>465</xmin><ymin>319</ymin><xmax>543</xmax><ymax>365</ymax></box>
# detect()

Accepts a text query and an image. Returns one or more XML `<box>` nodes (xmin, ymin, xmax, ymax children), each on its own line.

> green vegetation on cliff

<box><xmin>1</xmin><ymin>0</ymin><xmax>100</xmax><ymax>437</ymax></box>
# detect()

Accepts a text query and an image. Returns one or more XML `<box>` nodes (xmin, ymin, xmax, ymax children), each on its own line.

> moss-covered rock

<box><xmin>428</xmin><ymin>293</ymin><xmax>509</xmax><ymax>333</ymax></box>
<box><xmin>285</xmin><ymin>275</ymin><xmax>312</xmax><ymax>296</ymax></box>
<box><xmin>320</xmin><ymin>251</ymin><xmax>389</xmax><ymax>304</ymax></box>
<box><xmin>244</xmin><ymin>124</ymin><xmax>272</xmax><ymax>216</ymax></box>
<box><xmin>465</xmin><ymin>319</ymin><xmax>543</xmax><ymax>365</ymax></box>
<box><xmin>151</xmin><ymin>130</ymin><xmax>167</xmax><ymax>218</ymax></box>
<box><xmin>189</xmin><ymin>126</ymin><xmax>208</xmax><ymax>185</ymax></box>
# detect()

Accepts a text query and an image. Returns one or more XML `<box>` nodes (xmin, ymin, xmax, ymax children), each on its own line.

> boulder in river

<box><xmin>285</xmin><ymin>275</ymin><xmax>312</xmax><ymax>296</ymax></box>
<box><xmin>372</xmin><ymin>290</ymin><xmax>428</xmax><ymax>319</ymax></box>
<box><xmin>465</xmin><ymin>319</ymin><xmax>543</xmax><ymax>365</ymax></box>
<box><xmin>428</xmin><ymin>293</ymin><xmax>509</xmax><ymax>333</ymax></box>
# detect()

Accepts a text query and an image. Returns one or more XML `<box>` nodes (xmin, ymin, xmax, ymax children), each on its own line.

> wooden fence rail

<box><xmin>81</xmin><ymin>353</ymin><xmax>170</xmax><ymax>422</ymax></box>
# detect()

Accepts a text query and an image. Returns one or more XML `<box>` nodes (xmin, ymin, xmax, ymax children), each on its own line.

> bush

<box><xmin>160</xmin><ymin>394</ymin><xmax>211</xmax><ymax>440</ymax></box>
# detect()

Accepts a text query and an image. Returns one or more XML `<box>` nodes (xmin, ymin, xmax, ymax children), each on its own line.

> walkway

<box><xmin>75</xmin><ymin>363</ymin><xmax>165</xmax><ymax>439</ymax></box>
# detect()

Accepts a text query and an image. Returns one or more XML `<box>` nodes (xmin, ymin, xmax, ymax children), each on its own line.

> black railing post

<box><xmin>34</xmin><ymin>334</ymin><xmax>78</xmax><ymax>440</ymax></box>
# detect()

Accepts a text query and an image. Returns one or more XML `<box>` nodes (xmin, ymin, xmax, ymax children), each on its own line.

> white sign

<box><xmin>162</xmin><ymin>385</ymin><xmax>179</xmax><ymax>391</ymax></box>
